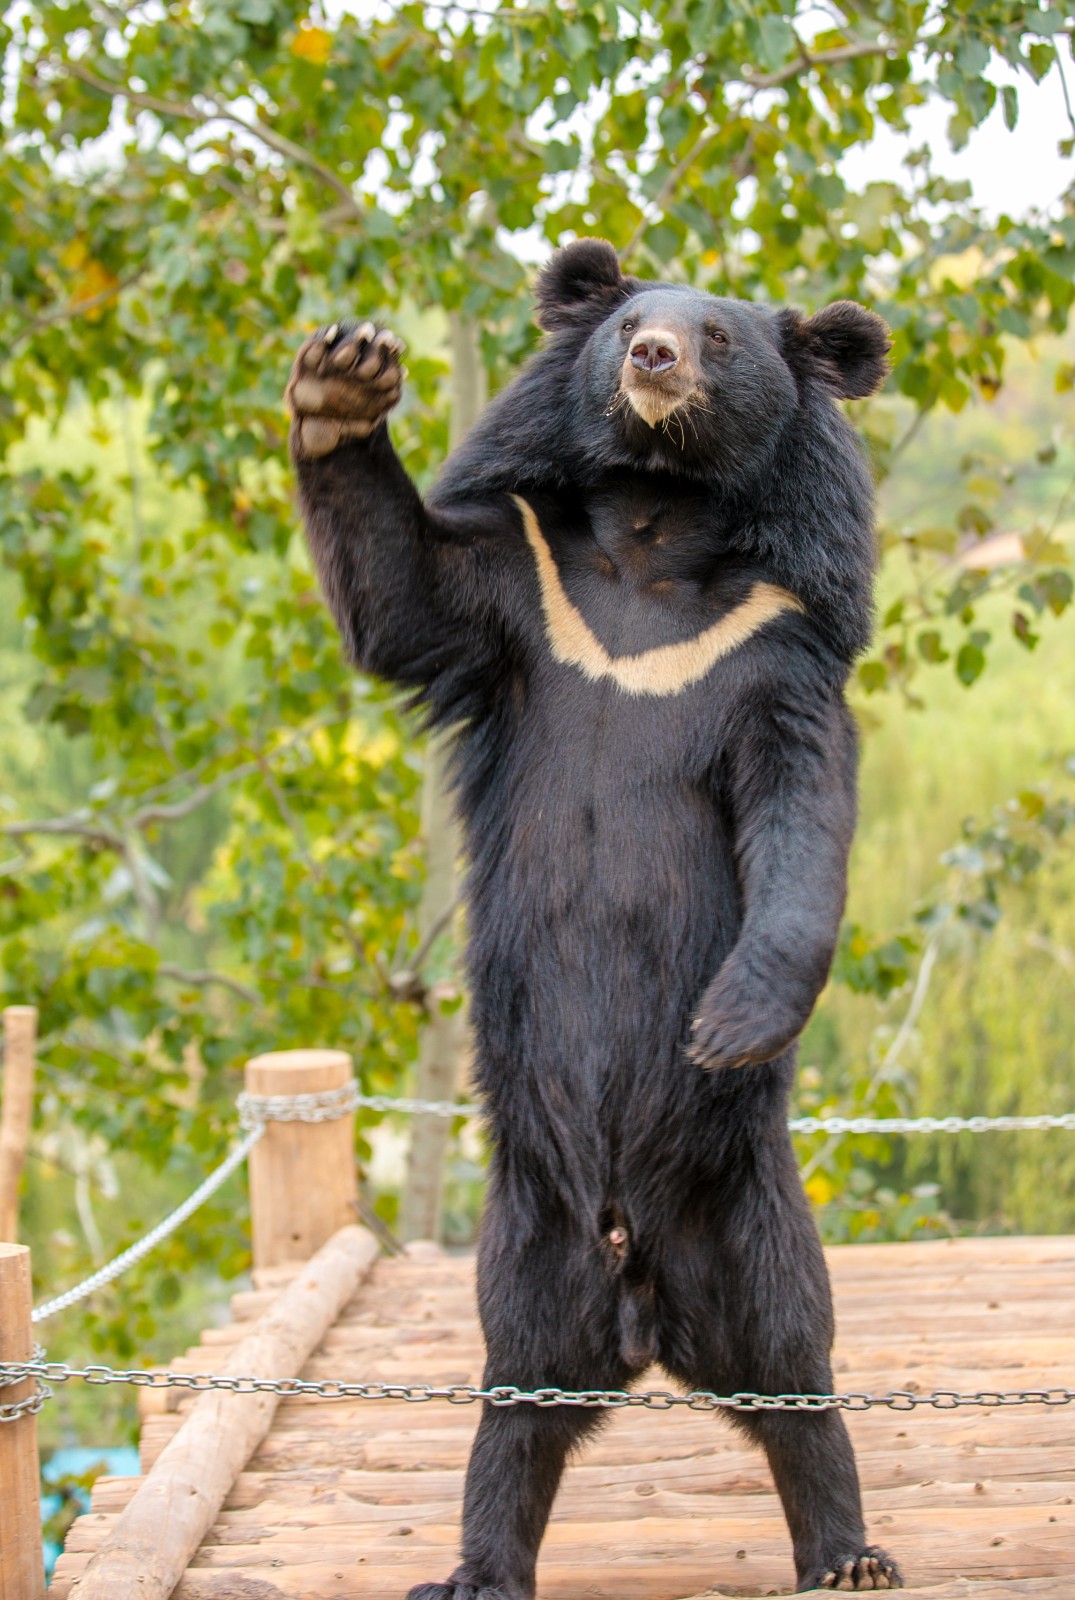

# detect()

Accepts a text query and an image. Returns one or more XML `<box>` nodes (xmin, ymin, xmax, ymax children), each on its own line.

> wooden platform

<box><xmin>51</xmin><ymin>1235</ymin><xmax>1075</xmax><ymax>1599</ymax></box>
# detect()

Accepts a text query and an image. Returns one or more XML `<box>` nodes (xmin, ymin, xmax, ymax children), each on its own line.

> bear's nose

<box><xmin>629</xmin><ymin>329</ymin><xmax>680</xmax><ymax>374</ymax></box>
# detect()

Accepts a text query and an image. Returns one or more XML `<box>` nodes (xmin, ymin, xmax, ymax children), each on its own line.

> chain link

<box><xmin>236</xmin><ymin>1081</ymin><xmax>363</xmax><ymax>1130</ymax></box>
<box><xmin>32</xmin><ymin>1084</ymin><xmax>366</xmax><ymax>1325</ymax></box>
<box><xmin>29</xmin><ymin>1080</ymin><xmax>1075</xmax><ymax>1324</ymax></box>
<box><xmin>0</xmin><ymin>1344</ymin><xmax>51</xmax><ymax>1423</ymax></box>
<box><xmin>789</xmin><ymin>1111</ymin><xmax>1075</xmax><ymax>1134</ymax></box>
<box><xmin>23</xmin><ymin>1076</ymin><xmax>1075</xmax><ymax>1424</ymax></box>
<box><xmin>32</xmin><ymin>1081</ymin><xmax>362</xmax><ymax>1323</ymax></box>
<box><xmin>350</xmin><ymin>1090</ymin><xmax>475</xmax><ymax>1117</ymax></box>
<box><xmin>0</xmin><ymin>1357</ymin><xmax>1071</xmax><ymax>1413</ymax></box>
<box><xmin>347</xmin><ymin>1093</ymin><xmax>1075</xmax><ymax>1135</ymax></box>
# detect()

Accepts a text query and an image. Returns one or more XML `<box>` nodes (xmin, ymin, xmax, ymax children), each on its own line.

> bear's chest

<box><xmin>513</xmin><ymin>491</ymin><xmax>801</xmax><ymax>703</ymax></box>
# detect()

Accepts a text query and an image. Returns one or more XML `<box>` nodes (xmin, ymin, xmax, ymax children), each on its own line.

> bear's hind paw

<box><xmin>813</xmin><ymin>1546</ymin><xmax>902</xmax><ymax>1590</ymax></box>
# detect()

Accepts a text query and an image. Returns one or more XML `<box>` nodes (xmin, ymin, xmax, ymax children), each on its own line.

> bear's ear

<box><xmin>535</xmin><ymin>238</ymin><xmax>636</xmax><ymax>332</ymax></box>
<box><xmin>783</xmin><ymin>301</ymin><xmax>891</xmax><ymax>398</ymax></box>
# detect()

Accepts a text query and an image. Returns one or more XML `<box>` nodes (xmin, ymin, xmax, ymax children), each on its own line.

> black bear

<box><xmin>285</xmin><ymin>238</ymin><xmax>899</xmax><ymax>1595</ymax></box>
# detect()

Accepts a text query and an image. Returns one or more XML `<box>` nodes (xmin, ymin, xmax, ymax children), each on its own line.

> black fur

<box><xmin>287</xmin><ymin>241</ymin><xmax>899</xmax><ymax>1596</ymax></box>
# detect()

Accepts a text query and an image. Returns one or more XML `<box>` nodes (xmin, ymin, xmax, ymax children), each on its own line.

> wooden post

<box><xmin>0</xmin><ymin>1242</ymin><xmax>45</xmax><ymax>1600</ymax></box>
<box><xmin>245</xmin><ymin>1048</ymin><xmax>358</xmax><ymax>1271</ymax></box>
<box><xmin>67</xmin><ymin>1224</ymin><xmax>378</xmax><ymax>1600</ymax></box>
<box><xmin>0</xmin><ymin>1005</ymin><xmax>38</xmax><ymax>1243</ymax></box>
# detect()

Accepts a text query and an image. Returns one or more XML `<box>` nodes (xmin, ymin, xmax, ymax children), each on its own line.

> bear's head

<box><xmin>534</xmin><ymin>238</ymin><xmax>890</xmax><ymax>486</ymax></box>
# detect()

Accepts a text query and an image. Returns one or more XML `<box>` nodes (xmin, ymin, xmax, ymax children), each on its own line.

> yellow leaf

<box><xmin>291</xmin><ymin>22</ymin><xmax>332</xmax><ymax>63</ymax></box>
<box><xmin>69</xmin><ymin>258</ymin><xmax>120</xmax><ymax>320</ymax></box>
<box><xmin>805</xmin><ymin>1173</ymin><xmax>835</xmax><ymax>1207</ymax></box>
<box><xmin>59</xmin><ymin>238</ymin><xmax>88</xmax><ymax>270</ymax></box>
<box><xmin>361</xmin><ymin>728</ymin><xmax>400</xmax><ymax>767</ymax></box>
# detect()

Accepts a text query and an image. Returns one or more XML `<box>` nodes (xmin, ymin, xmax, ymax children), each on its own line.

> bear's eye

<box><xmin>622</xmin><ymin>319</ymin><xmax>636</xmax><ymax>332</ymax></box>
<box><xmin>708</xmin><ymin>329</ymin><xmax>729</xmax><ymax>344</ymax></box>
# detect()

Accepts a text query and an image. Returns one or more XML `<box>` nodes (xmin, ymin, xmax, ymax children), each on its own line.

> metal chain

<box><xmin>236</xmin><ymin>1080</ymin><xmax>363</xmax><ymax>1129</ymax></box>
<box><xmin>31</xmin><ymin>1085</ymin><xmax>1075</xmax><ymax>1323</ymax></box>
<box><xmin>789</xmin><ymin>1112</ymin><xmax>1075</xmax><ymax>1134</ymax></box>
<box><xmin>350</xmin><ymin>1090</ymin><xmax>476</xmax><ymax>1117</ymax></box>
<box><xmin>24</xmin><ymin>1074</ymin><xmax>1075</xmax><ymax>1386</ymax></box>
<box><xmin>0</xmin><ymin>1344</ymin><xmax>51</xmax><ymax>1424</ymax></box>
<box><xmin>348</xmin><ymin>1091</ymin><xmax>1075</xmax><ymax>1136</ymax></box>
<box><xmin>0</xmin><ymin>1357</ymin><xmax>1071</xmax><ymax>1413</ymax></box>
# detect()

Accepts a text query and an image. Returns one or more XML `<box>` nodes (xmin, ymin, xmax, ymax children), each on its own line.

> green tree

<box><xmin>1</xmin><ymin>0</ymin><xmax>1073</xmax><ymax>1409</ymax></box>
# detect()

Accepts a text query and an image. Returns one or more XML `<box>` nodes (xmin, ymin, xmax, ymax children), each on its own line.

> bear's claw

<box><xmin>286</xmin><ymin>320</ymin><xmax>404</xmax><ymax>459</ymax></box>
<box><xmin>815</xmin><ymin>1547</ymin><xmax>902</xmax><ymax>1590</ymax></box>
<box><xmin>688</xmin><ymin>997</ymin><xmax>802</xmax><ymax>1071</ymax></box>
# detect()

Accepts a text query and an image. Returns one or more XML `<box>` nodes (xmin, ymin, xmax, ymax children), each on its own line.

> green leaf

<box><xmin>1026</xmin><ymin>9</ymin><xmax>1064</xmax><ymax>35</ymax></box>
<box><xmin>1040</xmin><ymin>570</ymin><xmax>1074</xmax><ymax>616</ymax></box>
<box><xmin>857</xmin><ymin>659</ymin><xmax>888</xmax><ymax>694</ymax></box>
<box><xmin>955</xmin><ymin>641</ymin><xmax>987</xmax><ymax>686</ymax></box>
<box><xmin>917</xmin><ymin>630</ymin><xmax>950</xmax><ymax>664</ymax></box>
<box><xmin>755</xmin><ymin>12</ymin><xmax>795</xmax><ymax>71</ymax></box>
<box><xmin>1001</xmin><ymin>84</ymin><xmax>1019</xmax><ymax>132</ymax></box>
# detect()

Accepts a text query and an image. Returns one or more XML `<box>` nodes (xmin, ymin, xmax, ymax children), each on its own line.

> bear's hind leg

<box><xmin>732</xmin><ymin>1409</ymin><xmax>902</xmax><ymax>1591</ymax></box>
<box><xmin>660</xmin><ymin>1156</ymin><xmax>903</xmax><ymax>1592</ymax></box>
<box><xmin>405</xmin><ymin>1191</ymin><xmax>634</xmax><ymax>1600</ymax></box>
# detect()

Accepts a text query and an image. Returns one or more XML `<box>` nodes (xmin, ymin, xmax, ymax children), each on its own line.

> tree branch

<box><xmin>2</xmin><ymin>715</ymin><xmax>347</xmax><ymax>856</ymax></box>
<box><xmin>157</xmin><ymin>964</ymin><xmax>259</xmax><ymax>1003</ymax></box>
<box><xmin>257</xmin><ymin>756</ymin><xmax>394</xmax><ymax>989</ymax></box>
<box><xmin>132</xmin><ymin>757</ymin><xmax>265</xmax><ymax>828</ymax></box>
<box><xmin>12</xmin><ymin>270</ymin><xmax>146</xmax><ymax>354</ymax></box>
<box><xmin>620</xmin><ymin>128</ymin><xmax>756</xmax><ymax>267</ymax></box>
<box><xmin>619</xmin><ymin>36</ymin><xmax>899</xmax><ymax>264</ymax></box>
<box><xmin>63</xmin><ymin>60</ymin><xmax>362</xmax><ymax>217</ymax></box>
<box><xmin>1053</xmin><ymin>39</ymin><xmax>1075</xmax><ymax>142</ymax></box>
<box><xmin>798</xmin><ymin>932</ymin><xmax>940</xmax><ymax>1185</ymax></box>
<box><xmin>386</xmin><ymin>892</ymin><xmax>462</xmax><ymax>1006</ymax></box>
<box><xmin>742</xmin><ymin>38</ymin><xmax>899</xmax><ymax>91</ymax></box>
<box><xmin>886</xmin><ymin>401</ymin><xmax>935</xmax><ymax>469</ymax></box>
<box><xmin>0</xmin><ymin>815</ymin><xmax>123</xmax><ymax>851</ymax></box>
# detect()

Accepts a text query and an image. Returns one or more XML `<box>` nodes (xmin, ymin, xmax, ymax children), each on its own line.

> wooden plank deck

<box><xmin>51</xmin><ymin>1235</ymin><xmax>1075</xmax><ymax>1599</ymax></box>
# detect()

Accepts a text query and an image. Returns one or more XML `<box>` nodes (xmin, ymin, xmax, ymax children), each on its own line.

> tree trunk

<box><xmin>399</xmin><ymin>315</ymin><xmax>486</xmax><ymax>1244</ymax></box>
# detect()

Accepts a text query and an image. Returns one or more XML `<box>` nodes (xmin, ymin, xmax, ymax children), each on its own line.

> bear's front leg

<box><xmin>284</xmin><ymin>318</ymin><xmax>529</xmax><ymax>701</ymax></box>
<box><xmin>691</xmin><ymin>682</ymin><xmax>858</xmax><ymax>1072</ymax></box>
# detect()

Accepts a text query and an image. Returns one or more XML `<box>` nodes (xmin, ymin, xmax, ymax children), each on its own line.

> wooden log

<box><xmin>0</xmin><ymin>1242</ymin><xmax>45</xmax><ymax>1600</ymax></box>
<box><xmin>48</xmin><ymin>1561</ymin><xmax>1075</xmax><ymax>1600</ymax></box>
<box><xmin>77</xmin><ymin>1469</ymin><xmax>1075</xmax><ymax>1527</ymax></box>
<box><xmin>60</xmin><ymin>1495</ymin><xmax>1075</xmax><ymax>1551</ymax></box>
<box><xmin>0</xmin><ymin>1005</ymin><xmax>37</xmax><ymax>1243</ymax></box>
<box><xmin>50</xmin><ymin>1507</ymin><xmax>1075</xmax><ymax>1579</ymax></box>
<box><xmin>46</xmin><ymin>1561</ymin><xmax>1075</xmax><ymax>1600</ymax></box>
<box><xmin>245</xmin><ymin>1049</ymin><xmax>358</xmax><ymax>1270</ymax></box>
<box><xmin>84</xmin><ymin>1437</ymin><xmax>1075</xmax><ymax>1514</ymax></box>
<box><xmin>67</xmin><ymin>1224</ymin><xmax>378</xmax><ymax>1600</ymax></box>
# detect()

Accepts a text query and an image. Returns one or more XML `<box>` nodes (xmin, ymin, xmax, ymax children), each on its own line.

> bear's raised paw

<box><xmin>813</xmin><ymin>1547</ymin><xmax>902</xmax><ymax>1591</ymax></box>
<box><xmin>286</xmin><ymin>320</ymin><xmax>404</xmax><ymax>460</ymax></box>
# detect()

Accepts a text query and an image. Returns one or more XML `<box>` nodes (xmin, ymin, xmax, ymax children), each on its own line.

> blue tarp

<box><xmin>41</xmin><ymin>1447</ymin><xmax>141</xmax><ymax>1577</ymax></box>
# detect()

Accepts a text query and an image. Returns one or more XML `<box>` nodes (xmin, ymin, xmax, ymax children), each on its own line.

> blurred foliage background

<box><xmin>0</xmin><ymin>0</ymin><xmax>1073</xmax><ymax>1468</ymax></box>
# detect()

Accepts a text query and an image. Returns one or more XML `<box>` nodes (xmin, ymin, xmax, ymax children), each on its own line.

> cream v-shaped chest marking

<box><xmin>512</xmin><ymin>495</ymin><xmax>804</xmax><ymax>699</ymax></box>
